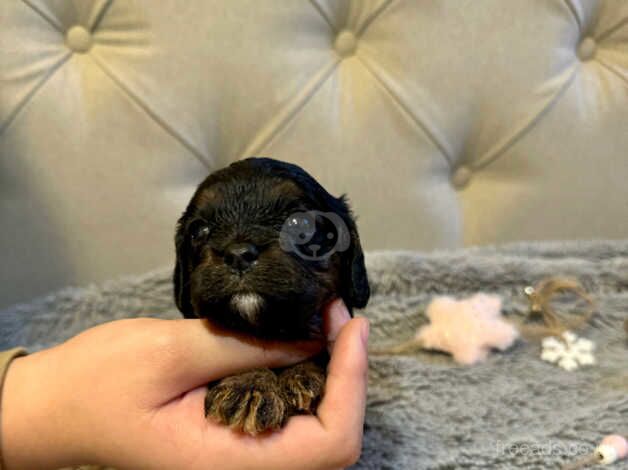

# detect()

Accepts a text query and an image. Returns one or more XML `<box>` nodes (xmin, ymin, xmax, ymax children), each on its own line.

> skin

<box><xmin>1</xmin><ymin>299</ymin><xmax>369</xmax><ymax>470</ymax></box>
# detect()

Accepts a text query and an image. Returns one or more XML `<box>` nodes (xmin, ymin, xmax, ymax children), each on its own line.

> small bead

<box><xmin>600</xmin><ymin>435</ymin><xmax>628</xmax><ymax>459</ymax></box>
<box><xmin>595</xmin><ymin>444</ymin><xmax>618</xmax><ymax>464</ymax></box>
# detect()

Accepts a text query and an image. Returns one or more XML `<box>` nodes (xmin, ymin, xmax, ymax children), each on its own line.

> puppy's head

<box><xmin>174</xmin><ymin>157</ymin><xmax>369</xmax><ymax>340</ymax></box>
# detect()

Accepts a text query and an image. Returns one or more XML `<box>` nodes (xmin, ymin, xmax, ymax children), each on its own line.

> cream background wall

<box><xmin>1</xmin><ymin>0</ymin><xmax>627</xmax><ymax>308</ymax></box>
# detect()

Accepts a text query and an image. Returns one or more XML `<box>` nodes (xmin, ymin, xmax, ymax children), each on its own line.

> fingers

<box><xmin>211</xmin><ymin>312</ymin><xmax>369</xmax><ymax>470</ymax></box>
<box><xmin>153</xmin><ymin>300</ymin><xmax>370</xmax><ymax>468</ymax></box>
<box><xmin>153</xmin><ymin>319</ymin><xmax>324</xmax><ymax>397</ymax></box>
<box><xmin>318</xmin><ymin>315</ymin><xmax>369</xmax><ymax>435</ymax></box>
<box><xmin>155</xmin><ymin>298</ymin><xmax>350</xmax><ymax>398</ymax></box>
<box><xmin>264</xmin><ymin>313</ymin><xmax>370</xmax><ymax>469</ymax></box>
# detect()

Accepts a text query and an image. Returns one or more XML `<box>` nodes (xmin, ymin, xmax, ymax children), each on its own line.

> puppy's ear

<box><xmin>337</xmin><ymin>196</ymin><xmax>370</xmax><ymax>313</ymax></box>
<box><xmin>174</xmin><ymin>216</ymin><xmax>195</xmax><ymax>318</ymax></box>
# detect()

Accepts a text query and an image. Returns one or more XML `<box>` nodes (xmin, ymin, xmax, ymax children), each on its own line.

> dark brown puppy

<box><xmin>174</xmin><ymin>157</ymin><xmax>369</xmax><ymax>434</ymax></box>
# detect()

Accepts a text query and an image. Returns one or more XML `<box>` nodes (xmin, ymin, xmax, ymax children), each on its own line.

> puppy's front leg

<box><xmin>278</xmin><ymin>359</ymin><xmax>326</xmax><ymax>416</ymax></box>
<box><xmin>205</xmin><ymin>368</ymin><xmax>286</xmax><ymax>435</ymax></box>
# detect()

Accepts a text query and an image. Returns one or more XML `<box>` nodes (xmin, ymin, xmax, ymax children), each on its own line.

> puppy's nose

<box><xmin>224</xmin><ymin>243</ymin><xmax>259</xmax><ymax>272</ymax></box>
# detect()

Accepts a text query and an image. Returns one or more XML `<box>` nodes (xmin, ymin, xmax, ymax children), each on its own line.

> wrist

<box><xmin>1</xmin><ymin>346</ymin><xmax>87</xmax><ymax>470</ymax></box>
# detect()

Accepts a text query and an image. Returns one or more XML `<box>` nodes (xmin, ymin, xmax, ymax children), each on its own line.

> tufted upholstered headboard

<box><xmin>1</xmin><ymin>0</ymin><xmax>627</xmax><ymax>308</ymax></box>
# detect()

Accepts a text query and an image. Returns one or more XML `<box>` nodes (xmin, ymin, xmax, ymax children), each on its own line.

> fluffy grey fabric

<box><xmin>2</xmin><ymin>240</ymin><xmax>627</xmax><ymax>469</ymax></box>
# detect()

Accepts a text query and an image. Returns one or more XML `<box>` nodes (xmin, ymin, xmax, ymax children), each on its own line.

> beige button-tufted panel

<box><xmin>1</xmin><ymin>0</ymin><xmax>627</xmax><ymax>307</ymax></box>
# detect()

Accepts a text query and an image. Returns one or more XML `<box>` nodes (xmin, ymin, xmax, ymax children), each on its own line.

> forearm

<box><xmin>1</xmin><ymin>347</ymin><xmax>86</xmax><ymax>470</ymax></box>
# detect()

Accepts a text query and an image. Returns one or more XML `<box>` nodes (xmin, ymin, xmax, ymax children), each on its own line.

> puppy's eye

<box><xmin>189</xmin><ymin>221</ymin><xmax>210</xmax><ymax>242</ymax></box>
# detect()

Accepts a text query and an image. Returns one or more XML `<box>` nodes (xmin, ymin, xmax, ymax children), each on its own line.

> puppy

<box><xmin>174</xmin><ymin>157</ymin><xmax>369</xmax><ymax>434</ymax></box>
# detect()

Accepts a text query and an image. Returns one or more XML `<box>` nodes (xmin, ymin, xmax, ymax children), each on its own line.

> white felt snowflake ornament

<box><xmin>540</xmin><ymin>331</ymin><xmax>595</xmax><ymax>371</ymax></box>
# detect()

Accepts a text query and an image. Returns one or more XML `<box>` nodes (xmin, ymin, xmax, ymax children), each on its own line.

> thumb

<box><xmin>323</xmin><ymin>298</ymin><xmax>351</xmax><ymax>354</ymax></box>
<box><xmin>157</xmin><ymin>318</ymin><xmax>324</xmax><ymax>397</ymax></box>
<box><xmin>318</xmin><ymin>315</ymin><xmax>369</xmax><ymax>433</ymax></box>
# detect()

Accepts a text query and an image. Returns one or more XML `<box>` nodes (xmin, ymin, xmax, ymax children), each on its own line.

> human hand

<box><xmin>1</xmin><ymin>299</ymin><xmax>369</xmax><ymax>470</ymax></box>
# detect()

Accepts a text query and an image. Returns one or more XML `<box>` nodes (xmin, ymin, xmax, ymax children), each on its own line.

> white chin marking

<box><xmin>230</xmin><ymin>293</ymin><xmax>264</xmax><ymax>323</ymax></box>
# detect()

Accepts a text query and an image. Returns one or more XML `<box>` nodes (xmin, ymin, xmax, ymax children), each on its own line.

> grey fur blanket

<box><xmin>2</xmin><ymin>240</ymin><xmax>627</xmax><ymax>469</ymax></box>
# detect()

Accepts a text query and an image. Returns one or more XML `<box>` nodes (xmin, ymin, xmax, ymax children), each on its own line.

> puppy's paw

<box><xmin>279</xmin><ymin>362</ymin><xmax>325</xmax><ymax>414</ymax></box>
<box><xmin>205</xmin><ymin>368</ymin><xmax>285</xmax><ymax>435</ymax></box>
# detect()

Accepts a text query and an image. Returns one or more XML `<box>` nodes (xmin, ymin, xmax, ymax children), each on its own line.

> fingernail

<box><xmin>360</xmin><ymin>318</ymin><xmax>370</xmax><ymax>348</ymax></box>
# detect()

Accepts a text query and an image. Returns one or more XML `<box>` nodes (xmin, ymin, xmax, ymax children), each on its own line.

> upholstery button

<box><xmin>334</xmin><ymin>30</ymin><xmax>357</xmax><ymax>57</ymax></box>
<box><xmin>577</xmin><ymin>37</ymin><xmax>596</xmax><ymax>61</ymax></box>
<box><xmin>65</xmin><ymin>25</ymin><xmax>92</xmax><ymax>53</ymax></box>
<box><xmin>452</xmin><ymin>166</ymin><xmax>472</xmax><ymax>189</ymax></box>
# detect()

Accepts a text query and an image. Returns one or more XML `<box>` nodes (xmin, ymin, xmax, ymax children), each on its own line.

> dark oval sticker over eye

<box><xmin>284</xmin><ymin>213</ymin><xmax>316</xmax><ymax>242</ymax></box>
<box><xmin>279</xmin><ymin>210</ymin><xmax>350</xmax><ymax>260</ymax></box>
